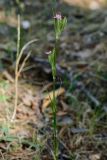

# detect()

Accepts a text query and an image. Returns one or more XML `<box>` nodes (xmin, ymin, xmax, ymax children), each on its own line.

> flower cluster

<box><xmin>54</xmin><ymin>13</ymin><xmax>62</xmax><ymax>20</ymax></box>
<box><xmin>45</xmin><ymin>12</ymin><xmax>67</xmax><ymax>79</ymax></box>
<box><xmin>45</xmin><ymin>13</ymin><xmax>67</xmax><ymax>56</ymax></box>
<box><xmin>54</xmin><ymin>13</ymin><xmax>67</xmax><ymax>40</ymax></box>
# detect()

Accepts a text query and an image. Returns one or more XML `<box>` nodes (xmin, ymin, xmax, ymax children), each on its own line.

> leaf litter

<box><xmin>0</xmin><ymin>0</ymin><xmax>107</xmax><ymax>159</ymax></box>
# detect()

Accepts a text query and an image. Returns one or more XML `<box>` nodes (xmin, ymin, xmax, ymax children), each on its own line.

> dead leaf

<box><xmin>0</xmin><ymin>10</ymin><xmax>17</xmax><ymax>27</ymax></box>
<box><xmin>61</xmin><ymin>0</ymin><xmax>106</xmax><ymax>9</ymax></box>
<box><xmin>89</xmin><ymin>153</ymin><xmax>101</xmax><ymax>160</ymax></box>
<box><xmin>31</xmin><ymin>96</ymin><xmax>43</xmax><ymax>119</ymax></box>
<box><xmin>57</xmin><ymin>111</ymin><xmax>68</xmax><ymax>116</ymax></box>
<box><xmin>2</xmin><ymin>70</ymin><xmax>14</xmax><ymax>83</ymax></box>
<box><xmin>21</xmin><ymin>93</ymin><xmax>34</xmax><ymax>107</ymax></box>
<box><xmin>61</xmin><ymin>100</ymin><xmax>70</xmax><ymax>111</ymax></box>
<box><xmin>42</xmin><ymin>87</ymin><xmax>65</xmax><ymax>111</ymax></box>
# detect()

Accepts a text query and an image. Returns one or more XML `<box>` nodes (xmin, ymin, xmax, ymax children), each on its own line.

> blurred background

<box><xmin>0</xmin><ymin>0</ymin><xmax>107</xmax><ymax>159</ymax></box>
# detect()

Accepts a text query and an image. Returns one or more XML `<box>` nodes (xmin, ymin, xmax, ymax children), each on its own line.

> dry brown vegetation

<box><xmin>61</xmin><ymin>0</ymin><xmax>106</xmax><ymax>9</ymax></box>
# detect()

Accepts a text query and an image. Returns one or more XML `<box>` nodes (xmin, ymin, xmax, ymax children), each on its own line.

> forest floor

<box><xmin>0</xmin><ymin>0</ymin><xmax>107</xmax><ymax>159</ymax></box>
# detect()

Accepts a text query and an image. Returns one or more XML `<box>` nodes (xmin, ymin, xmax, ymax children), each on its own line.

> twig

<box><xmin>18</xmin><ymin>51</ymin><xmax>31</xmax><ymax>74</ymax></box>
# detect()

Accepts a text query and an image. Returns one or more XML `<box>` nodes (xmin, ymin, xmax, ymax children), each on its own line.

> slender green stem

<box><xmin>52</xmin><ymin>35</ymin><xmax>59</xmax><ymax>159</ymax></box>
<box><xmin>51</xmin><ymin>0</ymin><xmax>61</xmax><ymax>159</ymax></box>
<box><xmin>52</xmin><ymin>77</ymin><xmax>58</xmax><ymax>160</ymax></box>
<box><xmin>17</xmin><ymin>15</ymin><xmax>21</xmax><ymax>58</ymax></box>
<box><xmin>50</xmin><ymin>0</ymin><xmax>67</xmax><ymax>157</ymax></box>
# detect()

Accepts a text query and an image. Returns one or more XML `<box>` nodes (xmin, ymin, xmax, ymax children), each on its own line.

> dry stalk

<box><xmin>11</xmin><ymin>15</ymin><xmax>38</xmax><ymax>122</ymax></box>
